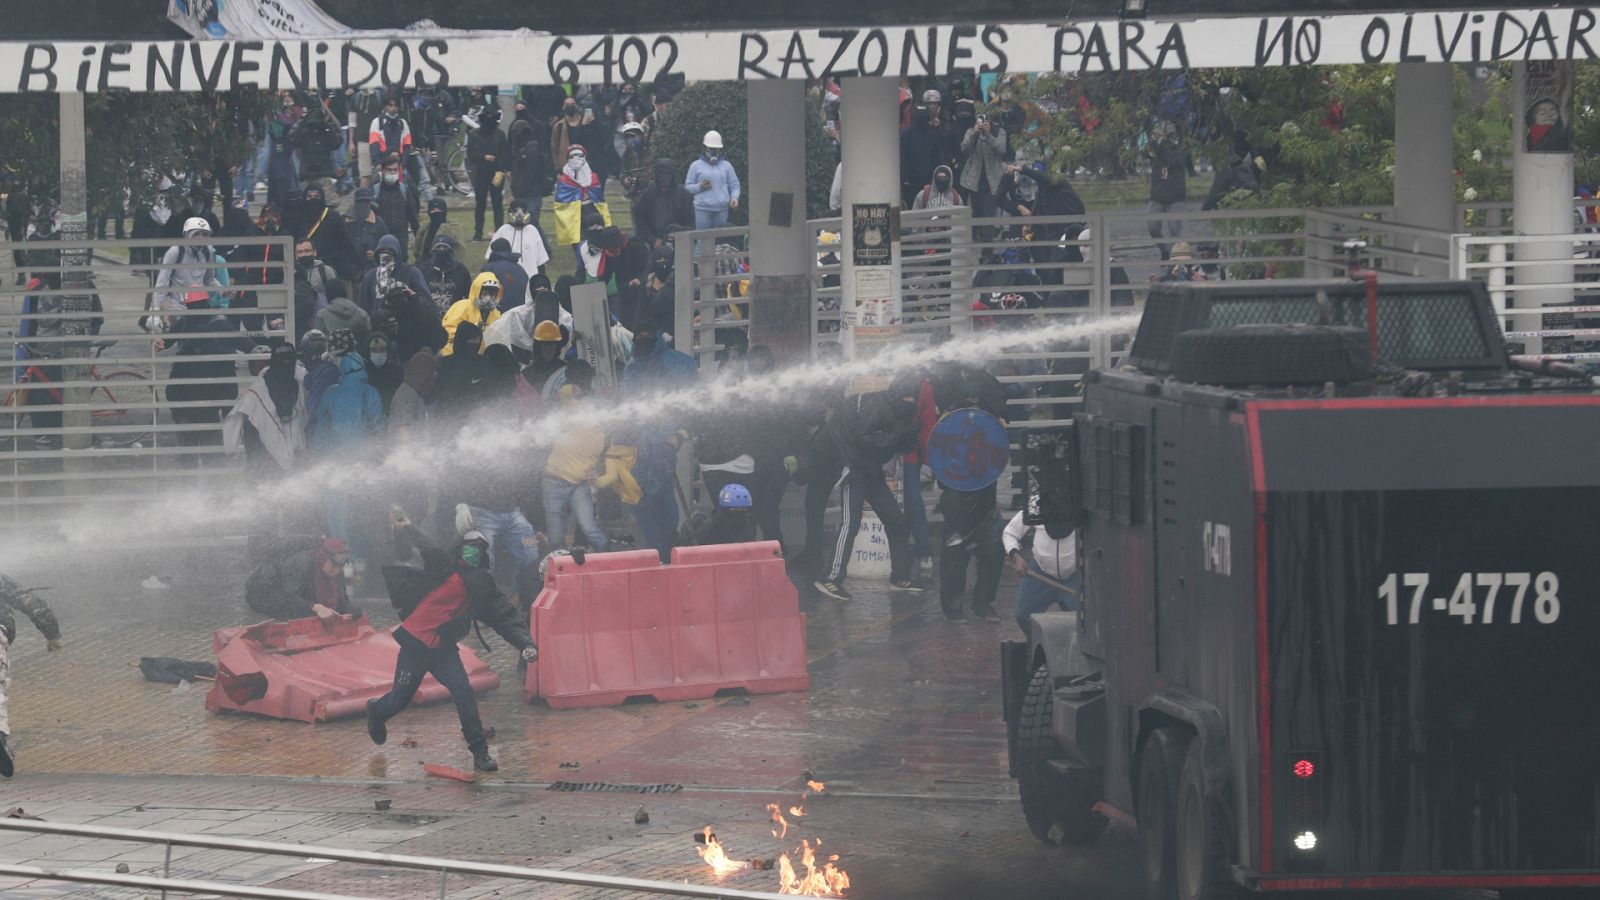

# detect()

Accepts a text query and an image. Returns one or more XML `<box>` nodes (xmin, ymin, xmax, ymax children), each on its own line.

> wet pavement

<box><xmin>0</xmin><ymin>550</ymin><xmax>1145</xmax><ymax>898</ymax></box>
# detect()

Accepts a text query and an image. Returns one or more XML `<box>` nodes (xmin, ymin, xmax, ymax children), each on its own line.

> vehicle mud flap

<box><xmin>1001</xmin><ymin>640</ymin><xmax>1031</xmax><ymax>776</ymax></box>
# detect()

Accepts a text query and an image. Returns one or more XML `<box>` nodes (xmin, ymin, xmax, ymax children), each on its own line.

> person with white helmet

<box><xmin>150</xmin><ymin>216</ymin><xmax>222</xmax><ymax>329</ymax></box>
<box><xmin>683</xmin><ymin>129</ymin><xmax>740</xmax><ymax>232</ymax></box>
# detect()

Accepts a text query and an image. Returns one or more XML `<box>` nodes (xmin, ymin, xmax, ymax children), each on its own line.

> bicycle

<box><xmin>2</xmin><ymin>340</ymin><xmax>156</xmax><ymax>451</ymax></box>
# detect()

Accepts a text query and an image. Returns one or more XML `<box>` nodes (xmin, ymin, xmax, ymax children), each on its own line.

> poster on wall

<box><xmin>1523</xmin><ymin>60</ymin><xmax>1573</xmax><ymax>153</ymax></box>
<box><xmin>851</xmin><ymin>203</ymin><xmax>893</xmax><ymax>267</ymax></box>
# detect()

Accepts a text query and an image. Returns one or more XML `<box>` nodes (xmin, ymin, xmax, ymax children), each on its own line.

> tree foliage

<box><xmin>0</xmin><ymin>91</ymin><xmax>273</xmax><ymax>218</ymax></box>
<box><xmin>649</xmin><ymin>80</ymin><xmax>836</xmax><ymax>222</ymax></box>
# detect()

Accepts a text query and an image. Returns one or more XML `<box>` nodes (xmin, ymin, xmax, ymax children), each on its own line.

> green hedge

<box><xmin>650</xmin><ymin>81</ymin><xmax>837</xmax><ymax>224</ymax></box>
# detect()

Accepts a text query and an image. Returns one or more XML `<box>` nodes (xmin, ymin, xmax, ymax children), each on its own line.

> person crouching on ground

<box><xmin>367</xmin><ymin>525</ymin><xmax>535</xmax><ymax>772</ymax></box>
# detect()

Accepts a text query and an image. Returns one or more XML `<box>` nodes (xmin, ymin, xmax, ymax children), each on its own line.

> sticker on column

<box><xmin>1524</xmin><ymin>61</ymin><xmax>1573</xmax><ymax>154</ymax></box>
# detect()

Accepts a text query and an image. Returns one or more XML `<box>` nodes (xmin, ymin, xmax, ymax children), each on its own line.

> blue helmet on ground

<box><xmin>718</xmin><ymin>483</ymin><xmax>753</xmax><ymax>510</ymax></box>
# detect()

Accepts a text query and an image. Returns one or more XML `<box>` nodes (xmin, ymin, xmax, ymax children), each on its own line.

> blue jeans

<box><xmin>694</xmin><ymin>207</ymin><xmax>729</xmax><ymax>260</ymax></box>
<box><xmin>632</xmin><ymin>477</ymin><xmax>679</xmax><ymax>564</ymax></box>
<box><xmin>470</xmin><ymin>507</ymin><xmax>539</xmax><ymax>584</ymax></box>
<box><xmin>236</xmin><ymin>138</ymin><xmax>270</xmax><ymax>199</ymax></box>
<box><xmin>903</xmin><ymin>466</ymin><xmax>932</xmax><ymax>558</ymax></box>
<box><xmin>542</xmin><ymin>476</ymin><xmax>610</xmax><ymax>552</ymax></box>
<box><xmin>1015</xmin><ymin>561</ymin><xmax>1081</xmax><ymax>635</ymax></box>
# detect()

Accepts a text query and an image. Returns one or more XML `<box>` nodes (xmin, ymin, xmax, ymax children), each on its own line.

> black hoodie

<box><xmin>631</xmin><ymin>158</ymin><xmax>695</xmax><ymax>246</ymax></box>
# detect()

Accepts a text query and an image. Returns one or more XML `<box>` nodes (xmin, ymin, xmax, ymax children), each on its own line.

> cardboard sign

<box><xmin>568</xmin><ymin>281</ymin><xmax>615</xmax><ymax>391</ymax></box>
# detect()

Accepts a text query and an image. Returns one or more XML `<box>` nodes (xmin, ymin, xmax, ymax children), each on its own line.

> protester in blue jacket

<box><xmin>683</xmin><ymin>131</ymin><xmax>741</xmax><ymax>231</ymax></box>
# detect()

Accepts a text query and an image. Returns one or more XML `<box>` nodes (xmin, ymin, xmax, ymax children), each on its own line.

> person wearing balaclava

<box><xmin>357</xmin><ymin>233</ymin><xmax>430</xmax><ymax>318</ymax></box>
<box><xmin>167</xmin><ymin>314</ymin><xmax>246</xmax><ymax>453</ymax></box>
<box><xmin>487</xmin><ymin>198</ymin><xmax>551</xmax><ymax>281</ymax></box>
<box><xmin>442</xmin><ymin>272</ymin><xmax>503</xmax><ymax>356</ymax></box>
<box><xmin>300</xmin><ymin>328</ymin><xmax>340</xmax><ymax>430</ymax></box>
<box><xmin>466</xmin><ymin>106</ymin><xmax>509</xmax><ymax>240</ymax></box>
<box><xmin>482</xmin><ymin>238</ymin><xmax>530</xmax><ymax>314</ymax></box>
<box><xmin>418</xmin><ymin>227</ymin><xmax>471</xmax><ymax>316</ymax></box>
<box><xmin>631</xmin><ymin>157</ymin><xmax>695</xmax><ymax>248</ymax></box>
<box><xmin>1004</xmin><ymin>507</ymin><xmax>1079</xmax><ymax>635</ymax></box>
<box><xmin>389</xmin><ymin>349</ymin><xmax>436</xmax><ymax>443</ymax></box>
<box><xmin>265</xmin><ymin>92</ymin><xmax>304</xmax><ymax>207</ymax></box>
<box><xmin>431</xmin><ymin>320</ymin><xmax>494</xmax><ymax>418</ymax></box>
<box><xmin>508</xmin><ymin>114</ymin><xmax>555</xmax><ymax>213</ymax></box>
<box><xmin>912</xmin><ymin>164</ymin><xmax>963</xmax><ymax>211</ymax></box>
<box><xmin>224</xmin><ymin>343</ymin><xmax>307</xmax><ymax>477</ymax></box>
<box><xmin>411</xmin><ymin>196</ymin><xmax>449</xmax><ymax>263</ymax></box>
<box><xmin>553</xmin><ymin>145</ymin><xmax>610</xmax><ymax>247</ymax></box>
<box><xmin>290</xmin><ymin>184</ymin><xmax>361</xmax><ymax>281</ymax></box>
<box><xmin>365</xmin><ymin>332</ymin><xmax>404</xmax><ymax>414</ymax></box>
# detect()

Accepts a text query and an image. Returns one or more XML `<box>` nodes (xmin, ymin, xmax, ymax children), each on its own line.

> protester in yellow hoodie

<box><xmin>441</xmin><ymin>272</ymin><xmax>503</xmax><ymax>356</ymax></box>
<box><xmin>542</xmin><ymin>375</ymin><xmax>613</xmax><ymax>551</ymax></box>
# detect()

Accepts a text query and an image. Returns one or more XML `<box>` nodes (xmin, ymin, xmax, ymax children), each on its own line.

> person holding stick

<box><xmin>1002</xmin><ymin>509</ymin><xmax>1079</xmax><ymax>636</ymax></box>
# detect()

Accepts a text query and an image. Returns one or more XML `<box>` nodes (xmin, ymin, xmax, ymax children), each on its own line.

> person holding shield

<box><xmin>928</xmin><ymin>363</ymin><xmax>1010</xmax><ymax>623</ymax></box>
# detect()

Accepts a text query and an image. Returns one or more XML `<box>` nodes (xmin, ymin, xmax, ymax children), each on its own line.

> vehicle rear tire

<box><xmin>1138</xmin><ymin>726</ymin><xmax>1191</xmax><ymax>900</ymax></box>
<box><xmin>1017</xmin><ymin>664</ymin><xmax>1107</xmax><ymax>846</ymax></box>
<box><xmin>1175</xmin><ymin>738</ymin><xmax>1243</xmax><ymax>900</ymax></box>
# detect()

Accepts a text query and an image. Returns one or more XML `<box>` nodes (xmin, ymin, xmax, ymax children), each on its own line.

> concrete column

<box><xmin>58</xmin><ymin>93</ymin><xmax>92</xmax><ymax>455</ymax></box>
<box><xmin>1393</xmin><ymin>63</ymin><xmax>1455</xmax><ymax>276</ymax></box>
<box><xmin>744</xmin><ymin>79</ymin><xmax>813</xmax><ymax>361</ymax></box>
<box><xmin>838</xmin><ymin>77</ymin><xmax>902</xmax><ymax>363</ymax></box>
<box><xmin>1511</xmin><ymin>62</ymin><xmax>1576</xmax><ymax>356</ymax></box>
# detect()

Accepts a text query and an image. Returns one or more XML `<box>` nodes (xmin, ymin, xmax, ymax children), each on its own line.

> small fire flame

<box><xmin>805</xmin><ymin>779</ymin><xmax>826</xmax><ymax>794</ymax></box>
<box><xmin>778</xmin><ymin>838</ymin><xmax>851</xmax><ymax>896</ymax></box>
<box><xmin>696</xmin><ymin>827</ymin><xmax>748</xmax><ymax>875</ymax></box>
<box><xmin>767</xmin><ymin>802</ymin><xmax>790</xmax><ymax>839</ymax></box>
<box><xmin>788</xmin><ymin>805</ymin><xmax>806</xmax><ymax>817</ymax></box>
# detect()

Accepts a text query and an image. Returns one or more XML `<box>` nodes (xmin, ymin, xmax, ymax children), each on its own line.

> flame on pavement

<box><xmin>778</xmin><ymin>838</ymin><xmax>851</xmax><ymax>896</ymax></box>
<box><xmin>694</xmin><ymin>776</ymin><xmax>850</xmax><ymax>896</ymax></box>
<box><xmin>695</xmin><ymin>827</ymin><xmax>748</xmax><ymax>875</ymax></box>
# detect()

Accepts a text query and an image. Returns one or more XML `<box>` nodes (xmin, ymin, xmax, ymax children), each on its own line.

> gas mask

<box><xmin>476</xmin><ymin>287</ymin><xmax>500</xmax><ymax>312</ymax></box>
<box><xmin>510</xmin><ymin>211</ymin><xmax>530</xmax><ymax>226</ymax></box>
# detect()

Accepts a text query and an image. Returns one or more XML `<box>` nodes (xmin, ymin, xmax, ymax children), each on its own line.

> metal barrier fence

<box><xmin>0</xmin><ymin>236</ymin><xmax>294</xmax><ymax>536</ymax></box>
<box><xmin>0</xmin><ymin>818</ymin><xmax>790</xmax><ymax>900</ymax></box>
<box><xmin>1450</xmin><ymin>230</ymin><xmax>1600</xmax><ymax>360</ymax></box>
<box><xmin>671</xmin><ymin>203</ymin><xmax>1454</xmax><ymax>429</ymax></box>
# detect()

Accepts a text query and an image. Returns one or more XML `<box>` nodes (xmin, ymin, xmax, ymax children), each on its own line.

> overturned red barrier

<box><xmin>524</xmin><ymin>542</ymin><xmax>809</xmax><ymax>709</ymax></box>
<box><xmin>205</xmin><ymin>613</ymin><xmax>500</xmax><ymax>723</ymax></box>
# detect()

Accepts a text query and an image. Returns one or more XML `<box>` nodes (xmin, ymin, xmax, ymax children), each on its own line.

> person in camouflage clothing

<box><xmin>1</xmin><ymin>574</ymin><xmax>63</xmax><ymax>777</ymax></box>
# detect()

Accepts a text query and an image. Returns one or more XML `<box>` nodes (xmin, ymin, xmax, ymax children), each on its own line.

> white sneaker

<box><xmin>919</xmin><ymin>556</ymin><xmax>935</xmax><ymax>572</ymax></box>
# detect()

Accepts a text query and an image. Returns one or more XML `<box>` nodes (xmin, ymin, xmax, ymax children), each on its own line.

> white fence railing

<box><xmin>1</xmin><ymin>236</ymin><xmax>294</xmax><ymax>536</ymax></box>
<box><xmin>1450</xmin><ymin>231</ymin><xmax>1600</xmax><ymax>360</ymax></box>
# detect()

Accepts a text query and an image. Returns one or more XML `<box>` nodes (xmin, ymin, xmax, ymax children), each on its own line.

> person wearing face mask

<box><xmin>482</xmin><ymin>238</ymin><xmax>530</xmax><ymax>313</ymax></box>
<box><xmin>413</xmin><ymin>197</ymin><xmax>449</xmax><ymax>262</ymax></box>
<box><xmin>373</xmin><ymin>154</ymin><xmax>420</xmax><ymax>261</ymax></box>
<box><xmin>344</xmin><ymin>187</ymin><xmax>392</xmax><ymax>273</ymax></box>
<box><xmin>152</xmin><ymin>217</ymin><xmax>222</xmax><ymax>324</ymax></box>
<box><xmin>553</xmin><ymin>145</ymin><xmax>610</xmax><ymax>247</ymax></box>
<box><xmin>617</xmin><ymin>122</ymin><xmax>652</xmax><ymax>201</ymax></box>
<box><xmin>684</xmin><ymin>130</ymin><xmax>740</xmax><ymax>231</ymax></box>
<box><xmin>441</xmin><ymin>272</ymin><xmax>503</xmax><ymax>356</ymax></box>
<box><xmin>466</xmin><ymin>107</ymin><xmax>510</xmax><ymax>241</ymax></box>
<box><xmin>368</xmin><ymin>526</ymin><xmax>533</xmax><ymax>773</ymax></box>
<box><xmin>550</xmin><ymin>97</ymin><xmax>585</xmax><ymax>171</ymax></box>
<box><xmin>244</xmin><ymin>536</ymin><xmax>351</xmax><ymax>623</ymax></box>
<box><xmin>487</xmin><ymin>199</ymin><xmax>551</xmax><ymax>282</ymax></box>
<box><xmin>291</xmin><ymin>102</ymin><xmax>345</xmax><ymax>202</ymax></box>
<box><xmin>367</xmin><ymin>95</ymin><xmax>414</xmax><ymax>186</ymax></box>
<box><xmin>418</xmin><ymin>230</ymin><xmax>471</xmax><ymax>316</ymax></box>
<box><xmin>265</xmin><ymin>92</ymin><xmax>304</xmax><ymax>206</ymax></box>
<box><xmin>357</xmin><ymin>234</ymin><xmax>431</xmax><ymax>319</ymax></box>
<box><xmin>225</xmin><ymin>342</ymin><xmax>307</xmax><ymax>479</ymax></box>
<box><xmin>365</xmin><ymin>332</ymin><xmax>405</xmax><ymax>414</ymax></box>
<box><xmin>912</xmin><ymin>164</ymin><xmax>963</xmax><ymax>211</ymax></box>
<box><xmin>631</xmin><ymin>157</ymin><xmax>695</xmax><ymax>249</ymax></box>
<box><xmin>289</xmin><ymin>185</ymin><xmax>361</xmax><ymax>282</ymax></box>
<box><xmin>292</xmin><ymin>241</ymin><xmax>340</xmax><ymax>328</ymax></box>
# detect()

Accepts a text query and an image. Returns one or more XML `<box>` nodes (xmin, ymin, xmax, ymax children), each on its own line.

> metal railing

<box><xmin>0</xmin><ymin>818</ymin><xmax>791</xmax><ymax>900</ymax></box>
<box><xmin>1</xmin><ymin>235</ymin><xmax>293</xmax><ymax>537</ymax></box>
<box><xmin>1450</xmin><ymin>230</ymin><xmax>1600</xmax><ymax>360</ymax></box>
<box><xmin>672</xmin><ymin>203</ymin><xmax>1461</xmax><ymax>429</ymax></box>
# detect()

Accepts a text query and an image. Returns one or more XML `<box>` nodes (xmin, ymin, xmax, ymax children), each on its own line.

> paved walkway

<box><xmin>0</xmin><ymin>554</ymin><xmax>1145</xmax><ymax>898</ymax></box>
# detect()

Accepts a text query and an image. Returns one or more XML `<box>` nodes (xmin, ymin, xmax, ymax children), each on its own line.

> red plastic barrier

<box><xmin>205</xmin><ymin>613</ymin><xmax>500</xmax><ymax>723</ymax></box>
<box><xmin>523</xmin><ymin>542</ymin><xmax>809</xmax><ymax>709</ymax></box>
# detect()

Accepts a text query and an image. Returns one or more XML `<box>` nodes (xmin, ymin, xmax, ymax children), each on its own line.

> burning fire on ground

<box><xmin>695</xmin><ymin>777</ymin><xmax>850</xmax><ymax>897</ymax></box>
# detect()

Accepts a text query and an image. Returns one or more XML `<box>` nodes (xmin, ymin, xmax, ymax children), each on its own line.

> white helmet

<box><xmin>182</xmin><ymin>216</ymin><xmax>212</xmax><ymax>236</ymax></box>
<box><xmin>621</xmin><ymin>121</ymin><xmax>646</xmax><ymax>135</ymax></box>
<box><xmin>703</xmin><ymin>130</ymin><xmax>724</xmax><ymax>150</ymax></box>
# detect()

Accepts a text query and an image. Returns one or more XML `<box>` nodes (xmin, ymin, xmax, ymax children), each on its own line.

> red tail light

<box><xmin>1287</xmin><ymin>752</ymin><xmax>1324</xmax><ymax>859</ymax></box>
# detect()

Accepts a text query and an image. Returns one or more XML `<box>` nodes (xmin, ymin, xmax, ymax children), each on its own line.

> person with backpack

<box><xmin>372</xmin><ymin>154</ymin><xmax>421</xmax><ymax>263</ymax></box>
<box><xmin>911</xmin><ymin>165</ymin><xmax>963</xmax><ymax>211</ymax></box>
<box><xmin>291</xmin><ymin>241</ymin><xmax>341</xmax><ymax>330</ymax></box>
<box><xmin>368</xmin><ymin>520</ymin><xmax>535</xmax><ymax>773</ymax></box>
<box><xmin>244</xmin><ymin>536</ymin><xmax>351</xmax><ymax>622</ymax></box>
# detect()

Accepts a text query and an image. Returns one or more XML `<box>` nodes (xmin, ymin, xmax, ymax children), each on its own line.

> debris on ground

<box><xmin>633</xmin><ymin>806</ymin><xmax>649</xmax><ymax>825</ymax></box>
<box><xmin>374</xmin><ymin>799</ymin><xmax>392</xmax><ymax>811</ymax></box>
<box><xmin>138</xmin><ymin>657</ymin><xmax>216</xmax><ymax>685</ymax></box>
<box><xmin>398</xmin><ymin>738</ymin><xmax>419</xmax><ymax>749</ymax></box>
<box><xmin>2</xmin><ymin>808</ymin><xmax>39</xmax><ymax>820</ymax></box>
<box><xmin>558</xmin><ymin>761</ymin><xmax>581</xmax><ymax>769</ymax></box>
<box><xmin>422</xmin><ymin>763</ymin><xmax>476</xmax><ymax>783</ymax></box>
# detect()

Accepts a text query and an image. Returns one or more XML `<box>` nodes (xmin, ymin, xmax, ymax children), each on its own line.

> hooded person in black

<box><xmin>365</xmin><ymin>332</ymin><xmax>405</xmax><ymax>414</ymax></box>
<box><xmin>929</xmin><ymin>361</ymin><xmax>1009</xmax><ymax>623</ymax></box>
<box><xmin>431</xmin><ymin>320</ymin><xmax>494</xmax><ymax>420</ymax></box>
<box><xmin>631</xmin><ymin>158</ymin><xmax>695</xmax><ymax>248</ymax></box>
<box><xmin>412</xmin><ymin>197</ymin><xmax>449</xmax><ymax>263</ymax></box>
<box><xmin>467</xmin><ymin>107</ymin><xmax>509</xmax><ymax>240</ymax></box>
<box><xmin>508</xmin><ymin>116</ymin><xmax>554</xmax><ymax>209</ymax></box>
<box><xmin>418</xmin><ymin>229</ymin><xmax>472</xmax><ymax>316</ymax></box>
<box><xmin>287</xmin><ymin>185</ymin><xmax>360</xmax><ymax>280</ymax></box>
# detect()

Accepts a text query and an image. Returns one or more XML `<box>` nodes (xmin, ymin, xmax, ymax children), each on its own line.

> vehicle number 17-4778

<box><xmin>1380</xmin><ymin>572</ymin><xmax>1561</xmax><ymax>626</ymax></box>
